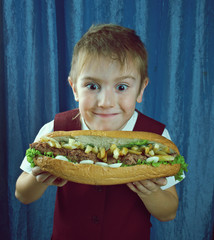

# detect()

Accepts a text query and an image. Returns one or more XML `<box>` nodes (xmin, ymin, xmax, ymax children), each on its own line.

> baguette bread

<box><xmin>29</xmin><ymin>130</ymin><xmax>183</xmax><ymax>185</ymax></box>
<box><xmin>34</xmin><ymin>156</ymin><xmax>180</xmax><ymax>185</ymax></box>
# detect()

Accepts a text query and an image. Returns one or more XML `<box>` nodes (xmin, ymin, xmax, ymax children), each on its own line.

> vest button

<box><xmin>92</xmin><ymin>215</ymin><xmax>100</xmax><ymax>224</ymax></box>
<box><xmin>95</xmin><ymin>186</ymin><xmax>103</xmax><ymax>192</ymax></box>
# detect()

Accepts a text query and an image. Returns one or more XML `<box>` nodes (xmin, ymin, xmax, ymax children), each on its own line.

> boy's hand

<box><xmin>127</xmin><ymin>178</ymin><xmax>167</xmax><ymax>198</ymax></box>
<box><xmin>127</xmin><ymin>178</ymin><xmax>178</xmax><ymax>221</ymax></box>
<box><xmin>32</xmin><ymin>166</ymin><xmax>68</xmax><ymax>187</ymax></box>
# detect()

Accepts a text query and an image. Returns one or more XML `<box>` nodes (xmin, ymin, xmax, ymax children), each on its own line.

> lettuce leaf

<box><xmin>26</xmin><ymin>148</ymin><xmax>55</xmax><ymax>168</ymax></box>
<box><xmin>172</xmin><ymin>155</ymin><xmax>188</xmax><ymax>181</ymax></box>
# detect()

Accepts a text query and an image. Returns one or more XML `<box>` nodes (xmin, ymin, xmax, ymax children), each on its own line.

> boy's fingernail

<box><xmin>163</xmin><ymin>179</ymin><xmax>167</xmax><ymax>185</ymax></box>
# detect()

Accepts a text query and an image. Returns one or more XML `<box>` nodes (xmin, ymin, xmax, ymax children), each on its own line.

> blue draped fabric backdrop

<box><xmin>0</xmin><ymin>0</ymin><xmax>213</xmax><ymax>239</ymax></box>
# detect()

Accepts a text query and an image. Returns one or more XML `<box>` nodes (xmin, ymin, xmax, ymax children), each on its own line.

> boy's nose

<box><xmin>98</xmin><ymin>89</ymin><xmax>115</xmax><ymax>108</ymax></box>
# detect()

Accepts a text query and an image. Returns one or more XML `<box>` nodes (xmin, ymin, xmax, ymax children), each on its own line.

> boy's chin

<box><xmin>89</xmin><ymin>124</ymin><xmax>124</xmax><ymax>131</ymax></box>
<box><xmin>86</xmin><ymin>118</ymin><xmax>127</xmax><ymax>131</ymax></box>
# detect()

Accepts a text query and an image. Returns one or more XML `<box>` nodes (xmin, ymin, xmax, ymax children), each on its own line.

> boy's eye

<box><xmin>86</xmin><ymin>83</ymin><xmax>99</xmax><ymax>90</ymax></box>
<box><xmin>116</xmin><ymin>84</ymin><xmax>128</xmax><ymax>91</ymax></box>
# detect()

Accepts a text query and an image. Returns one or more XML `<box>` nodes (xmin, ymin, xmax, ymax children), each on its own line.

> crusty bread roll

<box><xmin>34</xmin><ymin>156</ymin><xmax>180</xmax><ymax>185</ymax></box>
<box><xmin>31</xmin><ymin>130</ymin><xmax>182</xmax><ymax>185</ymax></box>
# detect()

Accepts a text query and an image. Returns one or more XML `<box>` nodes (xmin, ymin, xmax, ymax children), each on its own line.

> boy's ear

<box><xmin>136</xmin><ymin>78</ymin><xmax>149</xmax><ymax>103</ymax></box>
<box><xmin>68</xmin><ymin>77</ymin><xmax>79</xmax><ymax>102</ymax></box>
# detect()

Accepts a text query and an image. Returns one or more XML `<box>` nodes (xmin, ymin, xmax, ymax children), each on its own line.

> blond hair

<box><xmin>69</xmin><ymin>24</ymin><xmax>148</xmax><ymax>86</ymax></box>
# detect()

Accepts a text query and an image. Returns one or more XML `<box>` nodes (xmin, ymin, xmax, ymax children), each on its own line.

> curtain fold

<box><xmin>1</xmin><ymin>0</ymin><xmax>213</xmax><ymax>239</ymax></box>
<box><xmin>0</xmin><ymin>1</ymin><xmax>10</xmax><ymax>238</ymax></box>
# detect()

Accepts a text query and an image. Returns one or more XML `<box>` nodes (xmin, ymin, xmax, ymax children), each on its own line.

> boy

<box><xmin>15</xmin><ymin>24</ymin><xmax>182</xmax><ymax>240</ymax></box>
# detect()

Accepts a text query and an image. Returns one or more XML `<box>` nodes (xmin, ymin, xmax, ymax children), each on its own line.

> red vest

<box><xmin>52</xmin><ymin>109</ymin><xmax>165</xmax><ymax>240</ymax></box>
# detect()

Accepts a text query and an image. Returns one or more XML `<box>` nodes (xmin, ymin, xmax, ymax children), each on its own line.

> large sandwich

<box><xmin>26</xmin><ymin>130</ymin><xmax>187</xmax><ymax>185</ymax></box>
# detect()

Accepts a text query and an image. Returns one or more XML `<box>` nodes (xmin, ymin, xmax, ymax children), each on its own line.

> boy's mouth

<box><xmin>93</xmin><ymin>113</ymin><xmax>119</xmax><ymax>118</ymax></box>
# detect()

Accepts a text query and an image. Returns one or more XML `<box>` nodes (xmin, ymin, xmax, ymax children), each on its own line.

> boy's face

<box><xmin>70</xmin><ymin>56</ymin><xmax>148</xmax><ymax>131</ymax></box>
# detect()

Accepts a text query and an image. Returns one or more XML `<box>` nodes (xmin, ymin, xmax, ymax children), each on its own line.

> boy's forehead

<box><xmin>78</xmin><ymin>52</ymin><xmax>139</xmax><ymax>75</ymax></box>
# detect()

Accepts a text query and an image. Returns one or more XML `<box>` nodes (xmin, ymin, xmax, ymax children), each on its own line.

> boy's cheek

<box><xmin>78</xmin><ymin>96</ymin><xmax>96</xmax><ymax>115</ymax></box>
<box><xmin>77</xmin><ymin>92</ymin><xmax>92</xmax><ymax>103</ymax></box>
<box><xmin>120</xmin><ymin>98</ymin><xmax>136</xmax><ymax>111</ymax></box>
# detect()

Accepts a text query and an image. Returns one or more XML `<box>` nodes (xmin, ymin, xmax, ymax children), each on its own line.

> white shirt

<box><xmin>20</xmin><ymin>111</ymin><xmax>184</xmax><ymax>189</ymax></box>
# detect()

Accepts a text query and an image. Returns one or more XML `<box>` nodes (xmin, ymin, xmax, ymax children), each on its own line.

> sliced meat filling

<box><xmin>30</xmin><ymin>142</ymin><xmax>98</xmax><ymax>163</ymax></box>
<box><xmin>121</xmin><ymin>153</ymin><xmax>147</xmax><ymax>165</ymax></box>
<box><xmin>30</xmin><ymin>142</ymin><xmax>147</xmax><ymax>165</ymax></box>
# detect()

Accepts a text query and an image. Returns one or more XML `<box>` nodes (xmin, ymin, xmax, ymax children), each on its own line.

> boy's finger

<box><xmin>31</xmin><ymin>166</ymin><xmax>44</xmax><ymax>176</ymax></box>
<box><xmin>151</xmin><ymin>178</ymin><xmax>167</xmax><ymax>186</ymax></box>
<box><xmin>53</xmin><ymin>178</ymin><xmax>68</xmax><ymax>187</ymax></box>
<box><xmin>36</xmin><ymin>172</ymin><xmax>52</xmax><ymax>183</ymax></box>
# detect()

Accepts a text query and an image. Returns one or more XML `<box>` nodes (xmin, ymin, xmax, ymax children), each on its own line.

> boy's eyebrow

<box><xmin>116</xmin><ymin>75</ymin><xmax>137</xmax><ymax>81</ymax></box>
<box><xmin>81</xmin><ymin>75</ymin><xmax>137</xmax><ymax>82</ymax></box>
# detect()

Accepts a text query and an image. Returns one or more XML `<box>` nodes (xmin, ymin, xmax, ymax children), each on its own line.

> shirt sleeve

<box><xmin>160</xmin><ymin>128</ymin><xmax>185</xmax><ymax>190</ymax></box>
<box><xmin>20</xmin><ymin>120</ymin><xmax>54</xmax><ymax>173</ymax></box>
